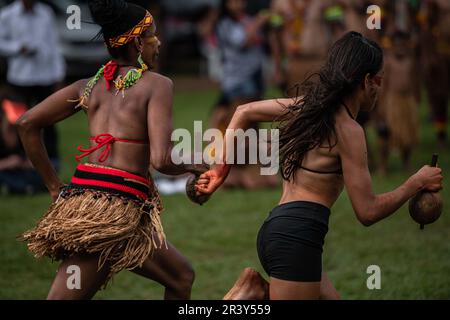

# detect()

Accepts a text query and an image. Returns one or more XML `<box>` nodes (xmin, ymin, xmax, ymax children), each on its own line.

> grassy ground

<box><xmin>0</xmin><ymin>85</ymin><xmax>449</xmax><ymax>300</ymax></box>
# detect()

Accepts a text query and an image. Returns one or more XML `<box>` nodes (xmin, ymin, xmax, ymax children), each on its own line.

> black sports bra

<box><xmin>299</xmin><ymin>166</ymin><xmax>343</xmax><ymax>175</ymax></box>
<box><xmin>299</xmin><ymin>103</ymin><xmax>354</xmax><ymax>175</ymax></box>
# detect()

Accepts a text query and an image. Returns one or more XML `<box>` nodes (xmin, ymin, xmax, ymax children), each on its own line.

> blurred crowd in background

<box><xmin>0</xmin><ymin>0</ymin><xmax>449</xmax><ymax>194</ymax></box>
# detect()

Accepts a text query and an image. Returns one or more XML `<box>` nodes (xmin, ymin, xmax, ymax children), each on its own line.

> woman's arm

<box><xmin>16</xmin><ymin>80</ymin><xmax>85</xmax><ymax>201</ymax></box>
<box><xmin>147</xmin><ymin>75</ymin><xmax>207</xmax><ymax>176</ymax></box>
<box><xmin>228</xmin><ymin>97</ymin><xmax>298</xmax><ymax>127</ymax></box>
<box><xmin>339</xmin><ymin>122</ymin><xmax>443</xmax><ymax>226</ymax></box>
<box><xmin>196</xmin><ymin>97</ymin><xmax>298</xmax><ymax>194</ymax></box>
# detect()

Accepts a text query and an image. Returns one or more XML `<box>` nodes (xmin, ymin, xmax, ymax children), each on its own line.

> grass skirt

<box><xmin>386</xmin><ymin>92</ymin><xmax>419</xmax><ymax>149</ymax></box>
<box><xmin>21</xmin><ymin>164</ymin><xmax>166</xmax><ymax>286</ymax></box>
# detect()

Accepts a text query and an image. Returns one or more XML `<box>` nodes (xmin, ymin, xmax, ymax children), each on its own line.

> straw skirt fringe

<box><xmin>21</xmin><ymin>188</ymin><xmax>166</xmax><ymax>287</ymax></box>
<box><xmin>386</xmin><ymin>92</ymin><xmax>419</xmax><ymax>149</ymax></box>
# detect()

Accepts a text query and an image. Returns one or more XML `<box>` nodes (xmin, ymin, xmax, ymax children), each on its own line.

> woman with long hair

<box><xmin>17</xmin><ymin>0</ymin><xmax>206</xmax><ymax>300</ymax></box>
<box><xmin>196</xmin><ymin>31</ymin><xmax>443</xmax><ymax>300</ymax></box>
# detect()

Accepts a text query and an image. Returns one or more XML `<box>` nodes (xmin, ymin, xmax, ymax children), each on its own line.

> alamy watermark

<box><xmin>66</xmin><ymin>5</ymin><xmax>81</xmax><ymax>30</ymax></box>
<box><xmin>366</xmin><ymin>265</ymin><xmax>381</xmax><ymax>290</ymax></box>
<box><xmin>171</xmin><ymin>121</ymin><xmax>279</xmax><ymax>176</ymax></box>
<box><xmin>65</xmin><ymin>4</ymin><xmax>382</xmax><ymax>31</ymax></box>
<box><xmin>366</xmin><ymin>5</ymin><xmax>382</xmax><ymax>30</ymax></box>
<box><xmin>66</xmin><ymin>265</ymin><xmax>81</xmax><ymax>290</ymax></box>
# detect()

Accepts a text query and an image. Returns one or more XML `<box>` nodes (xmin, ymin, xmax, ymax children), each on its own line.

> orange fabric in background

<box><xmin>1</xmin><ymin>99</ymin><xmax>27</xmax><ymax>124</ymax></box>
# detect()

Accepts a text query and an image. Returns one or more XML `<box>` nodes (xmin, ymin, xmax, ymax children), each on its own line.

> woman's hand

<box><xmin>412</xmin><ymin>165</ymin><xmax>444</xmax><ymax>193</ymax></box>
<box><xmin>195</xmin><ymin>164</ymin><xmax>230</xmax><ymax>195</ymax></box>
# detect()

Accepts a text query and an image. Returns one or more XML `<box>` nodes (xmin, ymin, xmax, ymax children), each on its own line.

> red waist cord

<box><xmin>76</xmin><ymin>133</ymin><xmax>148</xmax><ymax>163</ymax></box>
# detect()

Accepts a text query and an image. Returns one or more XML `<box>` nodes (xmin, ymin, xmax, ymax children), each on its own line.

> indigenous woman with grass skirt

<box><xmin>17</xmin><ymin>0</ymin><xmax>207</xmax><ymax>300</ymax></box>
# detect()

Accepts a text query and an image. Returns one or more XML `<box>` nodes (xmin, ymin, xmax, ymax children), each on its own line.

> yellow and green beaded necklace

<box><xmin>71</xmin><ymin>55</ymin><xmax>148</xmax><ymax>110</ymax></box>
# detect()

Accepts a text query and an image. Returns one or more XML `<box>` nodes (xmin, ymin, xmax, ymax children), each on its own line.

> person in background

<box><xmin>270</xmin><ymin>0</ymin><xmax>330</xmax><ymax>93</ymax></box>
<box><xmin>383</xmin><ymin>31</ymin><xmax>420</xmax><ymax>172</ymax></box>
<box><xmin>17</xmin><ymin>0</ymin><xmax>208</xmax><ymax>299</ymax></box>
<box><xmin>0</xmin><ymin>0</ymin><xmax>65</xmax><ymax>170</ymax></box>
<box><xmin>375</xmin><ymin>1</ymin><xmax>421</xmax><ymax>175</ymax></box>
<box><xmin>418</xmin><ymin>0</ymin><xmax>450</xmax><ymax>148</ymax></box>
<box><xmin>0</xmin><ymin>92</ymin><xmax>45</xmax><ymax>194</ymax></box>
<box><xmin>212</xmin><ymin>0</ymin><xmax>278</xmax><ymax>189</ymax></box>
<box><xmin>324</xmin><ymin>3</ymin><xmax>346</xmax><ymax>44</ymax></box>
<box><xmin>217</xmin><ymin>0</ymin><xmax>268</xmax><ymax>112</ymax></box>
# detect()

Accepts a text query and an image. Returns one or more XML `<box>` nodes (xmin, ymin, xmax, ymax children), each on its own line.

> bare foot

<box><xmin>223</xmin><ymin>268</ymin><xmax>269</xmax><ymax>300</ymax></box>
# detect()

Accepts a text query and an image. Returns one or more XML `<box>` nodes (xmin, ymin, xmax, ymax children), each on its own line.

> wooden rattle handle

<box><xmin>431</xmin><ymin>154</ymin><xmax>438</xmax><ymax>167</ymax></box>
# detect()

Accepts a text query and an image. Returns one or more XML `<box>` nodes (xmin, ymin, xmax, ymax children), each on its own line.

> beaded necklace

<box><xmin>70</xmin><ymin>56</ymin><xmax>148</xmax><ymax>109</ymax></box>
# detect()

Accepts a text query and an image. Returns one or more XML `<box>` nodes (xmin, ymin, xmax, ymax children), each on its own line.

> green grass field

<box><xmin>0</xmin><ymin>85</ymin><xmax>449</xmax><ymax>300</ymax></box>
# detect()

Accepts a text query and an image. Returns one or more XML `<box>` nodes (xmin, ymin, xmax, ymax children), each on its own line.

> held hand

<box><xmin>413</xmin><ymin>165</ymin><xmax>443</xmax><ymax>192</ymax></box>
<box><xmin>195</xmin><ymin>164</ymin><xmax>230</xmax><ymax>195</ymax></box>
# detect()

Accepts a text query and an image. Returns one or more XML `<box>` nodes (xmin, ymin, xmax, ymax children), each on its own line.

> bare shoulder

<box><xmin>335</xmin><ymin>117</ymin><xmax>366</xmax><ymax>155</ymax></box>
<box><xmin>142</xmin><ymin>72</ymin><xmax>174</xmax><ymax>90</ymax></box>
<box><xmin>73</xmin><ymin>79</ymin><xmax>89</xmax><ymax>92</ymax></box>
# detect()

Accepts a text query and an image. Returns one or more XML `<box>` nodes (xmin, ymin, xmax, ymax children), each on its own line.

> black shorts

<box><xmin>257</xmin><ymin>201</ymin><xmax>330</xmax><ymax>282</ymax></box>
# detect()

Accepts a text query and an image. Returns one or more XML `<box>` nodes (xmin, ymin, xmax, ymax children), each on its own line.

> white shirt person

<box><xmin>0</xmin><ymin>0</ymin><xmax>65</xmax><ymax>87</ymax></box>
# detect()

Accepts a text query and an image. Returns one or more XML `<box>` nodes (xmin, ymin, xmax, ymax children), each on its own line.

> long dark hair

<box><xmin>278</xmin><ymin>31</ymin><xmax>383</xmax><ymax>181</ymax></box>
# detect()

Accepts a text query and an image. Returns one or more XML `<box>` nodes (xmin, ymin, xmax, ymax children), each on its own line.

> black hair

<box><xmin>278</xmin><ymin>31</ymin><xmax>383</xmax><ymax>181</ymax></box>
<box><xmin>88</xmin><ymin>0</ymin><xmax>148</xmax><ymax>59</ymax></box>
